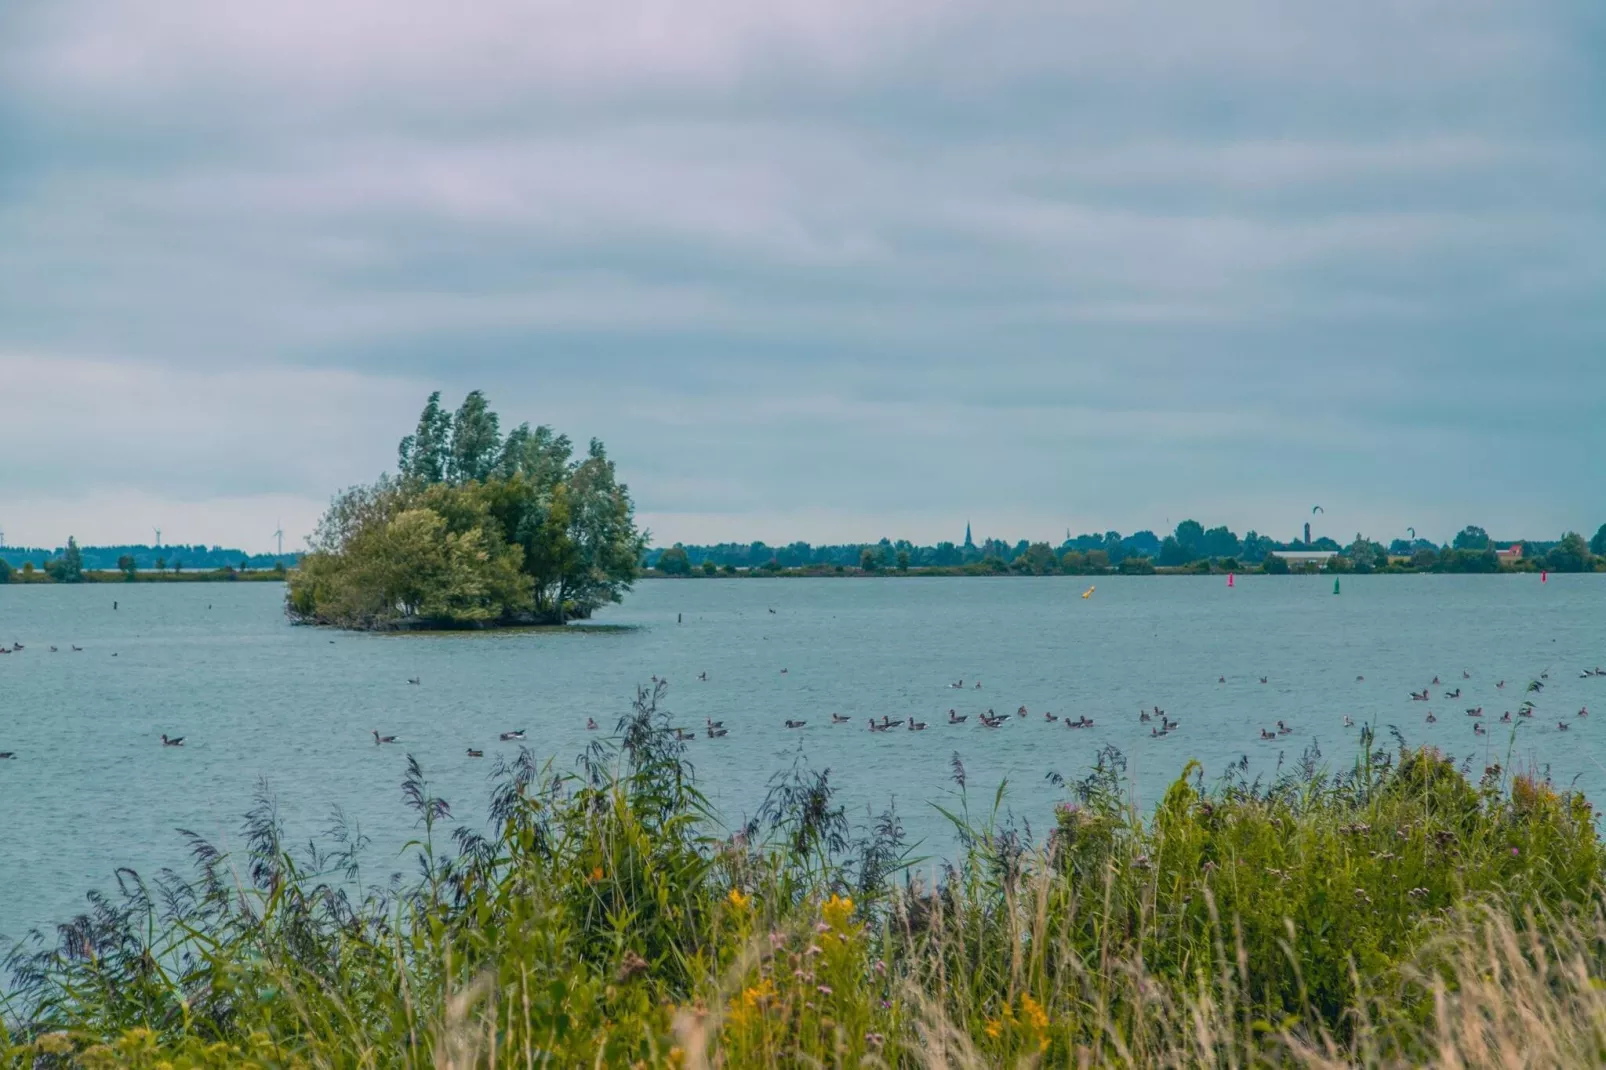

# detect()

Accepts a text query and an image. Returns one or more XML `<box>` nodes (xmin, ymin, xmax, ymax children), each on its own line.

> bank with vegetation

<box><xmin>648</xmin><ymin>522</ymin><xmax>1606</xmax><ymax>578</ymax></box>
<box><xmin>284</xmin><ymin>391</ymin><xmax>643</xmax><ymax>630</ymax></box>
<box><xmin>5</xmin><ymin>690</ymin><xmax>1606</xmax><ymax>1067</ymax></box>
<box><xmin>0</xmin><ymin>541</ymin><xmax>292</xmax><ymax>585</ymax></box>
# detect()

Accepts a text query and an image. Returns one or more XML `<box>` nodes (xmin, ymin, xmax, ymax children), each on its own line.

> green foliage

<box><xmin>1592</xmin><ymin>524</ymin><xmax>1606</xmax><ymax>558</ymax></box>
<box><xmin>7</xmin><ymin>715</ymin><xmax>1605</xmax><ymax>1069</ymax></box>
<box><xmin>700</xmin><ymin>558</ymin><xmax>717</xmax><ymax>576</ymax></box>
<box><xmin>1453</xmin><ymin>525</ymin><xmax>1491</xmax><ymax>550</ymax></box>
<box><xmin>657</xmin><ymin>545</ymin><xmax>691</xmax><ymax>576</ymax></box>
<box><xmin>0</xmin><ymin>556</ymin><xmax>10</xmax><ymax>583</ymax></box>
<box><xmin>1440</xmin><ymin>547</ymin><xmax>1499</xmax><ymax>573</ymax></box>
<box><xmin>1118</xmin><ymin>555</ymin><xmax>1156</xmax><ymax>575</ymax></box>
<box><xmin>1262</xmin><ymin>552</ymin><xmax>1291</xmax><ymax>574</ymax></box>
<box><xmin>43</xmin><ymin>537</ymin><xmax>84</xmax><ymax>583</ymax></box>
<box><xmin>859</xmin><ymin>547</ymin><xmax>877</xmax><ymax>572</ymax></box>
<box><xmin>1546</xmin><ymin>531</ymin><xmax>1593</xmax><ymax>573</ymax></box>
<box><xmin>288</xmin><ymin>392</ymin><xmax>644</xmax><ymax>629</ymax></box>
<box><xmin>116</xmin><ymin>554</ymin><xmax>137</xmax><ymax>581</ymax></box>
<box><xmin>896</xmin><ymin>549</ymin><xmax>910</xmax><ymax>572</ymax></box>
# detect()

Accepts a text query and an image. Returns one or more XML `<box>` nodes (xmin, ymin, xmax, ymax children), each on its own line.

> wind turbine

<box><xmin>273</xmin><ymin>521</ymin><xmax>284</xmax><ymax>557</ymax></box>
<box><xmin>153</xmin><ymin>527</ymin><xmax>162</xmax><ymax>548</ymax></box>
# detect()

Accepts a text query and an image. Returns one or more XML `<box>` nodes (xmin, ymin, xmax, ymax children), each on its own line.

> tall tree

<box><xmin>1591</xmin><ymin>524</ymin><xmax>1606</xmax><ymax>558</ymax></box>
<box><xmin>447</xmin><ymin>390</ymin><xmax>502</xmax><ymax>484</ymax></box>
<box><xmin>397</xmin><ymin>392</ymin><xmax>452</xmax><ymax>484</ymax></box>
<box><xmin>1453</xmin><ymin>525</ymin><xmax>1491</xmax><ymax>551</ymax></box>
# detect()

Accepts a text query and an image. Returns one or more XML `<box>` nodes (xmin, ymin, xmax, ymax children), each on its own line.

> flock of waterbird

<box><xmin>1401</xmin><ymin>667</ymin><xmax>1603</xmax><ymax>737</ymax></box>
<box><xmin>2</xmin><ymin>627</ymin><xmax>1601</xmax><ymax>761</ymax></box>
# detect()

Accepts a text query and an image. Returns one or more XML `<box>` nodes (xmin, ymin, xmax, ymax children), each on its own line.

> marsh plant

<box><xmin>5</xmin><ymin>691</ymin><xmax>1606</xmax><ymax>1068</ymax></box>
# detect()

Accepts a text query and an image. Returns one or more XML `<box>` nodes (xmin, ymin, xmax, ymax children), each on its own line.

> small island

<box><xmin>285</xmin><ymin>391</ymin><xmax>644</xmax><ymax>630</ymax></box>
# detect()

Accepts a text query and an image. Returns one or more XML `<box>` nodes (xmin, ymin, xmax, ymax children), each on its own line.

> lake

<box><xmin>2</xmin><ymin>574</ymin><xmax>1603</xmax><ymax>940</ymax></box>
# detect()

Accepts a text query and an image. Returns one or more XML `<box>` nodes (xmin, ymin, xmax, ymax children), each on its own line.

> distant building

<box><xmin>1303</xmin><ymin>522</ymin><xmax>1311</xmax><ymax>546</ymax></box>
<box><xmin>1495</xmin><ymin>543</ymin><xmax>1524</xmax><ymax>566</ymax></box>
<box><xmin>963</xmin><ymin>522</ymin><xmax>974</xmax><ymax>550</ymax></box>
<box><xmin>1270</xmin><ymin>550</ymin><xmax>1338</xmax><ymax>568</ymax></box>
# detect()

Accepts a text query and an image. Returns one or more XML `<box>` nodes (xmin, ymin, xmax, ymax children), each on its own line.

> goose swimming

<box><xmin>707</xmin><ymin>725</ymin><xmax>727</xmax><ymax>738</ymax></box>
<box><xmin>467</xmin><ymin>748</ymin><xmax>484</xmax><ymax>758</ymax></box>
<box><xmin>586</xmin><ymin>718</ymin><xmax>598</xmax><ymax>730</ymax></box>
<box><xmin>948</xmin><ymin>710</ymin><xmax>967</xmax><ymax>724</ymax></box>
<box><xmin>907</xmin><ymin>719</ymin><xmax>927</xmax><ymax>731</ymax></box>
<box><xmin>831</xmin><ymin>712</ymin><xmax>850</xmax><ymax>724</ymax></box>
<box><xmin>501</xmin><ymin>729</ymin><xmax>527</xmax><ymax>741</ymax></box>
<box><xmin>162</xmin><ymin>734</ymin><xmax>186</xmax><ymax>747</ymax></box>
<box><xmin>785</xmin><ymin>719</ymin><xmax>807</xmax><ymax>729</ymax></box>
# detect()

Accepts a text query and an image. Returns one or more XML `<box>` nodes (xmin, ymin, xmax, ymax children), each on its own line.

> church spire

<box><xmin>964</xmin><ymin>521</ymin><xmax>974</xmax><ymax>549</ymax></box>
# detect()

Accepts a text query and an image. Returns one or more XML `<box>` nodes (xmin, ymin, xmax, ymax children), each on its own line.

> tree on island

<box><xmin>657</xmin><ymin>546</ymin><xmax>692</xmax><ymax>576</ymax></box>
<box><xmin>1453</xmin><ymin>525</ymin><xmax>1491</xmax><ymax>551</ymax></box>
<box><xmin>288</xmin><ymin>391</ymin><xmax>644</xmax><ymax>629</ymax></box>
<box><xmin>0</xmin><ymin>556</ymin><xmax>11</xmax><ymax>583</ymax></box>
<box><xmin>1591</xmin><ymin>524</ymin><xmax>1606</xmax><ymax>558</ymax></box>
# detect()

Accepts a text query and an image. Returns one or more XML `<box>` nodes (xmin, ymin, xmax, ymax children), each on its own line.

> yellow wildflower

<box><xmin>34</xmin><ymin>1033</ymin><xmax>74</xmax><ymax>1055</ymax></box>
<box><xmin>984</xmin><ymin>1018</ymin><xmax>1003</xmax><ymax>1039</ymax></box>
<box><xmin>591</xmin><ymin>865</ymin><xmax>605</xmax><ymax>883</ymax></box>
<box><xmin>742</xmin><ymin>977</ymin><xmax>778</xmax><ymax>1009</ymax></box>
<box><xmin>821</xmin><ymin>893</ymin><xmax>855</xmax><ymax>932</ymax></box>
<box><xmin>1020</xmin><ymin>992</ymin><xmax>1050</xmax><ymax>1031</ymax></box>
<box><xmin>728</xmin><ymin>887</ymin><xmax>751</xmax><ymax>911</ymax></box>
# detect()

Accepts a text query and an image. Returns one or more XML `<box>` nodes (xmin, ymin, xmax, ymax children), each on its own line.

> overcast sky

<box><xmin>2</xmin><ymin>1</ymin><xmax>1602</xmax><ymax>552</ymax></box>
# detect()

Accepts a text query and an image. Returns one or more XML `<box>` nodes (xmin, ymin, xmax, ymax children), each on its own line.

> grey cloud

<box><xmin>0</xmin><ymin>0</ymin><xmax>1602</xmax><ymax>547</ymax></box>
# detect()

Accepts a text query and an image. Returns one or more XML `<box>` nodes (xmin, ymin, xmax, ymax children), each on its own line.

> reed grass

<box><xmin>5</xmin><ymin>687</ymin><xmax>1604</xmax><ymax>1068</ymax></box>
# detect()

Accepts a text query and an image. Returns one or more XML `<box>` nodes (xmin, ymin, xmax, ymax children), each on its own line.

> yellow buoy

<box><xmin>1082</xmin><ymin>585</ymin><xmax>1095</xmax><ymax>599</ymax></box>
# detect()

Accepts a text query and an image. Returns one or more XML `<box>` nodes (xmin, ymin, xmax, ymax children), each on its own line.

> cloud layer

<box><xmin>2</xmin><ymin>0</ymin><xmax>1602</xmax><ymax>549</ymax></box>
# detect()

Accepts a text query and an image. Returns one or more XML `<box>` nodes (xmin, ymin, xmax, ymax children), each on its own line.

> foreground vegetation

<box><xmin>286</xmin><ymin>391</ymin><xmax>644</xmax><ymax>629</ymax></box>
<box><xmin>6</xmin><ymin>690</ymin><xmax>1606</xmax><ymax>1067</ymax></box>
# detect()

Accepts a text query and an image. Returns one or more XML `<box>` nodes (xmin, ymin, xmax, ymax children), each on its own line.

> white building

<box><xmin>1268</xmin><ymin>550</ymin><xmax>1338</xmax><ymax>568</ymax></box>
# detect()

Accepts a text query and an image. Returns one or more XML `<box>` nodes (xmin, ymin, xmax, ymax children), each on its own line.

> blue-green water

<box><xmin>2</xmin><ymin>575</ymin><xmax>1602</xmax><ymax>940</ymax></box>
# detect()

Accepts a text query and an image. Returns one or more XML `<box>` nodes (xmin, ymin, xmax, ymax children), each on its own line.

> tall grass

<box><xmin>4</xmin><ymin>687</ymin><xmax>1604</xmax><ymax>1067</ymax></box>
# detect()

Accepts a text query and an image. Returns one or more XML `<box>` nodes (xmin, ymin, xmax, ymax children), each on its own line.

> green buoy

<box><xmin>1334</xmin><ymin>577</ymin><xmax>1341</xmax><ymax>595</ymax></box>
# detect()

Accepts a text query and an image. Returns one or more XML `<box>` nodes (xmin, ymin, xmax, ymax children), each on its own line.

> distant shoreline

<box><xmin>1</xmin><ymin>569</ymin><xmax>288</xmax><ymax>585</ymax></box>
<box><xmin>640</xmin><ymin>563</ymin><xmax>1590</xmax><ymax>579</ymax></box>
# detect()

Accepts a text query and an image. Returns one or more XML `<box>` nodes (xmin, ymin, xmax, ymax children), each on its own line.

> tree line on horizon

<box><xmin>0</xmin><ymin>542</ymin><xmax>297</xmax><ymax>571</ymax></box>
<box><xmin>648</xmin><ymin>521</ymin><xmax>1606</xmax><ymax>576</ymax></box>
<box><xmin>0</xmin><ymin>538</ymin><xmax>295</xmax><ymax>584</ymax></box>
